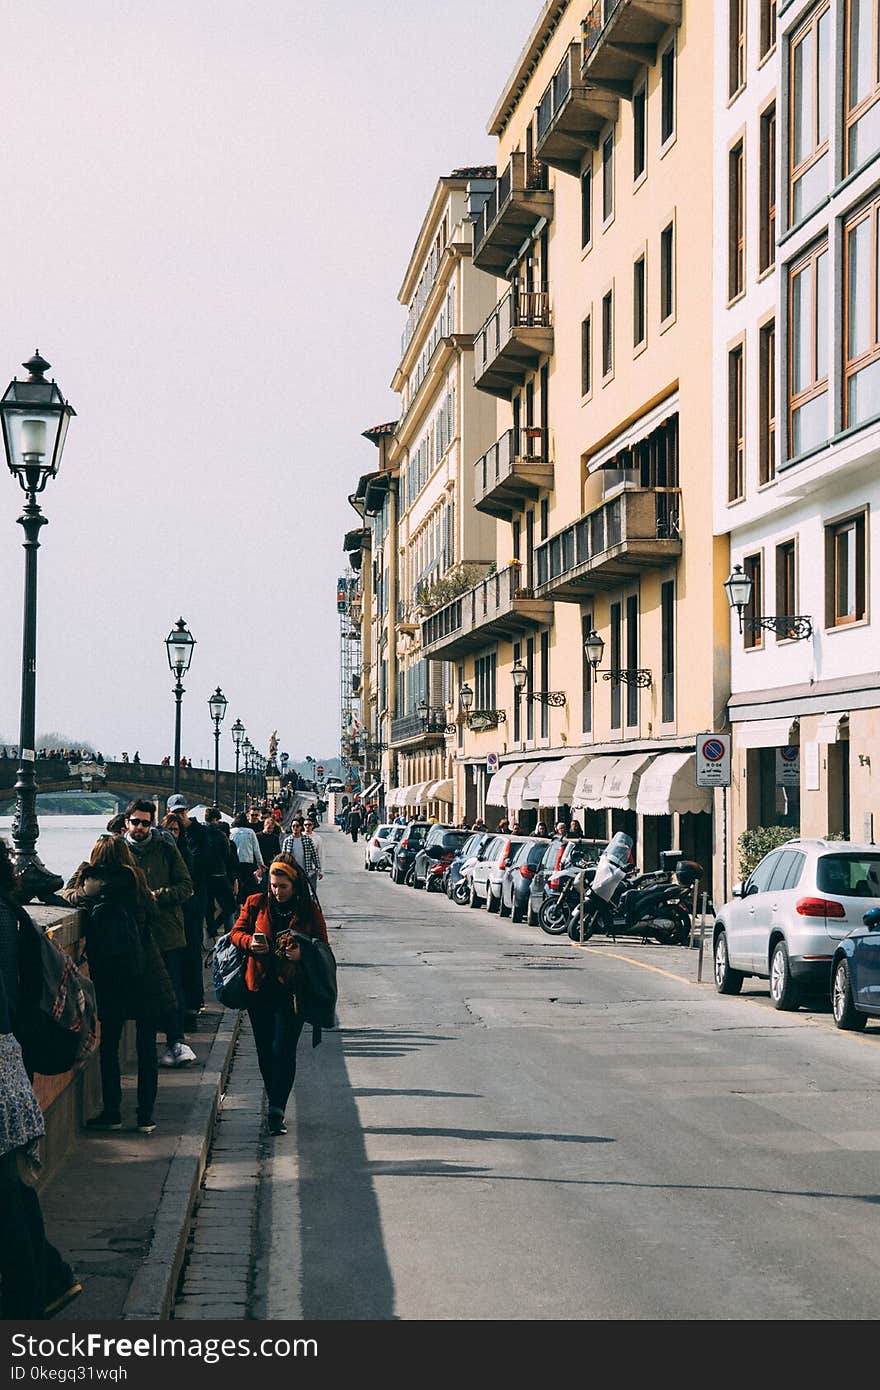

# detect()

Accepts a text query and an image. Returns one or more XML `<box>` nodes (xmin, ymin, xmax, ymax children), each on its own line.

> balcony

<box><xmin>472</xmin><ymin>152</ymin><xmax>554</xmax><ymax>278</ymax></box>
<box><xmin>390</xmin><ymin>711</ymin><xmax>447</xmax><ymax>745</ymax></box>
<box><xmin>473</xmin><ymin>427</ymin><xmax>554</xmax><ymax>519</ymax></box>
<box><xmin>582</xmin><ymin>0</ymin><xmax>682</xmax><ymax>99</ymax></box>
<box><xmin>535</xmin><ymin>42</ymin><xmax>619</xmax><ymax>176</ymax></box>
<box><xmin>534</xmin><ymin>487</ymin><xmax>682</xmax><ymax>598</ymax></box>
<box><xmin>474</xmin><ymin>285</ymin><xmax>553</xmax><ymax>399</ymax></box>
<box><xmin>421</xmin><ymin>563</ymin><xmax>554</xmax><ymax>661</ymax></box>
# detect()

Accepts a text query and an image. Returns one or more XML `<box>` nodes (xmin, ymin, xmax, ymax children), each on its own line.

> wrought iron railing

<box><xmin>582</xmin><ymin>0</ymin><xmax>625</xmax><ymax>60</ymax></box>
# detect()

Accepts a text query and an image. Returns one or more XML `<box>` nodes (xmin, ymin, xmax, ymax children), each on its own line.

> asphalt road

<box><xmin>255</xmin><ymin>830</ymin><xmax>880</xmax><ymax>1321</ymax></box>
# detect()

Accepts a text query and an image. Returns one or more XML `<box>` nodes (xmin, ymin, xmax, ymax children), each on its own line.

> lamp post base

<box><xmin>15</xmin><ymin>853</ymin><xmax>64</xmax><ymax>904</ymax></box>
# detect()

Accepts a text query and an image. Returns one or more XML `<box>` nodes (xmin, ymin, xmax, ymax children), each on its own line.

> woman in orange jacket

<box><xmin>230</xmin><ymin>855</ymin><xmax>328</xmax><ymax>1135</ymax></box>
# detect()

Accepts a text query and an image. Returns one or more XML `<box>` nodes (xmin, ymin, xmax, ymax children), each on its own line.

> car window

<box><xmin>439</xmin><ymin>830</ymin><xmax>469</xmax><ymax>851</ymax></box>
<box><xmin>817</xmin><ymin>853</ymin><xmax>880</xmax><ymax>897</ymax></box>
<box><xmin>540</xmin><ymin>843</ymin><xmax>561</xmax><ymax>871</ymax></box>
<box><xmin>527</xmin><ymin>842</ymin><xmax>548</xmax><ymax>866</ymax></box>
<box><xmin>777</xmin><ymin>851</ymin><xmax>806</xmax><ymax>891</ymax></box>
<box><xmin>766</xmin><ymin>851</ymin><xmax>797</xmax><ymax>892</ymax></box>
<box><xmin>747</xmin><ymin>852</ymin><xmax>783</xmax><ymax>895</ymax></box>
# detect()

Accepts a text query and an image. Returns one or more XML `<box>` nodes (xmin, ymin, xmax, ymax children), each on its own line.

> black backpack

<box><xmin>15</xmin><ymin>910</ymin><xmax>98</xmax><ymax>1077</ymax></box>
<box><xmin>84</xmin><ymin>899</ymin><xmax>145</xmax><ymax>982</ymax></box>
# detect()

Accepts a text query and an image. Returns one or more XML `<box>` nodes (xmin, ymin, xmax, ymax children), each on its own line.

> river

<box><xmin>0</xmin><ymin>815</ymin><xmax>113</xmax><ymax>883</ymax></box>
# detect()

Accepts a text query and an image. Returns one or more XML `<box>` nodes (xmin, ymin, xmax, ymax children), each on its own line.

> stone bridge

<box><xmin>0</xmin><ymin>757</ymin><xmax>252</xmax><ymax>815</ymax></box>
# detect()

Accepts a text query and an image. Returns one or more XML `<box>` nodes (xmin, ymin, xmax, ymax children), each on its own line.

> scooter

<box><xmin>567</xmin><ymin>833</ymin><xmax>696</xmax><ymax>946</ymax></box>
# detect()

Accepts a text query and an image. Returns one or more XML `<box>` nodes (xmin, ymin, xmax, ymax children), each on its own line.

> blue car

<box><xmin>831</xmin><ymin>906</ymin><xmax>880</xmax><ymax>1029</ymax></box>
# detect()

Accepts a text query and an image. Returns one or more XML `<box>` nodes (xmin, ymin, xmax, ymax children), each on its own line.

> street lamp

<box><xmin>459</xmin><ymin>682</ymin><xmax>474</xmax><ymax>713</ymax></box>
<box><xmin>231</xmin><ymin>718</ymin><xmax>245</xmax><ymax>812</ymax></box>
<box><xmin>242</xmin><ymin>738</ymin><xmax>253</xmax><ymax>805</ymax></box>
<box><xmin>208</xmin><ymin>687</ymin><xmax>227</xmax><ymax>806</ymax></box>
<box><xmin>583</xmin><ymin>629</ymin><xmax>605</xmax><ymax>671</ymax></box>
<box><xmin>165</xmin><ymin>618</ymin><xmax>195</xmax><ymax>793</ymax></box>
<box><xmin>582</xmin><ymin>628</ymin><xmax>651</xmax><ymax>686</ymax></box>
<box><xmin>0</xmin><ymin>352</ymin><xmax>75</xmax><ymax>900</ymax></box>
<box><xmin>723</xmin><ymin>563</ymin><xmax>813</xmax><ymax>640</ymax></box>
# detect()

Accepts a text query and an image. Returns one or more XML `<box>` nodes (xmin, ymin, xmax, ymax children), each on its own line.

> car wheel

<box><xmin>391</xmin><ymin>864</ymin><xmax>401</xmax><ymax>884</ymax></box>
<box><xmin>769</xmin><ymin>940</ymin><xmax>801</xmax><ymax>1011</ymax></box>
<box><xmin>468</xmin><ymin>882</ymin><xmax>481</xmax><ymax>909</ymax></box>
<box><xmin>486</xmin><ymin>887</ymin><xmax>500</xmax><ymax>913</ymax></box>
<box><xmin>366</xmin><ymin>859</ymin><xmax>374</xmax><ymax>872</ymax></box>
<box><xmin>498</xmin><ymin>893</ymin><xmax>511</xmax><ymax>918</ymax></box>
<box><xmin>404</xmin><ymin>865</ymin><xmax>416</xmax><ymax>888</ymax></box>
<box><xmin>527</xmin><ymin>904</ymin><xmax>539</xmax><ymax>927</ymax></box>
<box><xmin>832</xmin><ymin>958</ymin><xmax>867</xmax><ymax>1030</ymax></box>
<box><xmin>511</xmin><ymin>901</ymin><xmax>524</xmax><ymax>924</ymax></box>
<box><xmin>713</xmin><ymin>929</ymin><xmax>744</xmax><ymax>994</ymax></box>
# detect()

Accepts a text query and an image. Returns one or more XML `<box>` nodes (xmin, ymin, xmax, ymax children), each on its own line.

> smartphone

<box><xmin>252</xmin><ymin>931</ymin><xmax>267</xmax><ymax>947</ymax></box>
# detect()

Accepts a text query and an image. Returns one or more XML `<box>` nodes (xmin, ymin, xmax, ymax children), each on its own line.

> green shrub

<box><xmin>737</xmin><ymin>824</ymin><xmax>799</xmax><ymax>880</ymax></box>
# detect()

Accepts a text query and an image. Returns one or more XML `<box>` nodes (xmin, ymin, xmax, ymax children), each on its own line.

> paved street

<box><xmin>169</xmin><ymin>827</ymin><xmax>880</xmax><ymax>1321</ymax></box>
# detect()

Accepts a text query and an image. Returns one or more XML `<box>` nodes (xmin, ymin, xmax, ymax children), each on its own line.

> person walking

<box><xmin>165</xmin><ymin>795</ymin><xmax>211</xmax><ymax>1030</ymax></box>
<box><xmin>122</xmin><ymin>800</ymin><xmax>195</xmax><ymax>1068</ymax></box>
<box><xmin>280</xmin><ymin>819</ymin><xmax>323</xmax><ymax>895</ymax></box>
<box><xmin>231</xmin><ymin>813</ymin><xmax>265</xmax><ymax>903</ymax></box>
<box><xmin>347</xmin><ymin>801</ymin><xmax>363</xmax><ymax>844</ymax></box>
<box><xmin>257</xmin><ymin>815</ymin><xmax>281</xmax><ymax>867</ymax></box>
<box><xmin>61</xmin><ymin>837</ymin><xmax>176</xmax><ymax>1134</ymax></box>
<box><xmin>230</xmin><ymin>856</ymin><xmax>329</xmax><ymax>1136</ymax></box>
<box><xmin>203</xmin><ymin>809</ymin><xmax>239</xmax><ymax>936</ymax></box>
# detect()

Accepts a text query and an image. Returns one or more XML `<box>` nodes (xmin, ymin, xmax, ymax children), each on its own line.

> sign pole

<box><xmin>722</xmin><ymin>784</ymin><xmax>729</xmax><ymax>905</ymax></box>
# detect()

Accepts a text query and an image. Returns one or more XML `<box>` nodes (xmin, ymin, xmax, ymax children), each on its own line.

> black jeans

<box><xmin>208</xmin><ymin>875</ymin><xmax>236</xmax><ymax>937</ymax></box>
<box><xmin>99</xmin><ymin>1014</ymin><xmax>158</xmax><ymax>1123</ymax></box>
<box><xmin>247</xmin><ymin>995</ymin><xmax>304</xmax><ymax>1118</ymax></box>
<box><xmin>0</xmin><ymin>1151</ymin><xmax>72</xmax><ymax>1318</ymax></box>
<box><xmin>182</xmin><ymin>891</ymin><xmax>207</xmax><ymax>1011</ymax></box>
<box><xmin>162</xmin><ymin>947</ymin><xmax>186</xmax><ymax>1047</ymax></box>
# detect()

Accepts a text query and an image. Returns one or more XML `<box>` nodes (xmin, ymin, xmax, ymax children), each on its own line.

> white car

<box><xmin>364</xmin><ymin>823</ymin><xmax>403</xmax><ymax>871</ymax></box>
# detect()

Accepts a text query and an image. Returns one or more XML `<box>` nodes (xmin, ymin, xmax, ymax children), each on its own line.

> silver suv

<box><xmin>713</xmin><ymin>839</ymin><xmax>880</xmax><ymax>1009</ymax></box>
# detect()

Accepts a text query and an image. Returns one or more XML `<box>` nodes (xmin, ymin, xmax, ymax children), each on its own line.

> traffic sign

<box><xmin>486</xmin><ymin>752</ymin><xmax>499</xmax><ymax>775</ymax></box>
<box><xmin>695</xmin><ymin>733</ymin><xmax>731</xmax><ymax>787</ymax></box>
<box><xmin>776</xmin><ymin>745</ymin><xmax>800</xmax><ymax>787</ymax></box>
<box><xmin>317</xmin><ymin>764</ymin><xmax>324</xmax><ymax>776</ymax></box>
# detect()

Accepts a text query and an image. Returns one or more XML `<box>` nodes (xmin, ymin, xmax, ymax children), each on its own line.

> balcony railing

<box><xmin>535</xmin><ymin>42</ymin><xmax>618</xmax><ymax>176</ymax></box>
<box><xmin>420</xmin><ymin>562</ymin><xmax>554</xmax><ymax>660</ymax></box>
<box><xmin>472</xmin><ymin>152</ymin><xmax>553</xmax><ymax>277</ymax></box>
<box><xmin>390</xmin><ymin>712</ymin><xmax>447</xmax><ymax>743</ymax></box>
<box><xmin>534</xmin><ymin>487</ymin><xmax>682</xmax><ymax>597</ymax></box>
<box><xmin>473</xmin><ymin>427</ymin><xmax>554</xmax><ymax>519</ymax></box>
<box><xmin>474</xmin><ymin>284</ymin><xmax>553</xmax><ymax>399</ymax></box>
<box><xmin>582</xmin><ymin>0</ymin><xmax>682</xmax><ymax>98</ymax></box>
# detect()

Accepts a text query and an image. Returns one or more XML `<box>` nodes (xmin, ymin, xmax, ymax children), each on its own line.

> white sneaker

<box><xmin>172</xmin><ymin>1042</ymin><xmax>196</xmax><ymax>1065</ymax></box>
<box><xmin>158</xmin><ymin>1048</ymin><xmax>176</xmax><ymax>1067</ymax></box>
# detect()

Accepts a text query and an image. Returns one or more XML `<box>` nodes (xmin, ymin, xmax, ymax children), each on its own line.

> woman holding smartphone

<box><xmin>230</xmin><ymin>855</ymin><xmax>329</xmax><ymax>1135</ymax></box>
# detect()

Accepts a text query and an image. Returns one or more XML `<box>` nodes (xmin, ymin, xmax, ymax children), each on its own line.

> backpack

<box><xmin>84</xmin><ymin>899</ymin><xmax>145</xmax><ymax>983</ymax></box>
<box><xmin>211</xmin><ymin>931</ymin><xmax>251</xmax><ymax>1010</ymax></box>
<box><xmin>15</xmin><ymin>910</ymin><xmax>99</xmax><ymax>1076</ymax></box>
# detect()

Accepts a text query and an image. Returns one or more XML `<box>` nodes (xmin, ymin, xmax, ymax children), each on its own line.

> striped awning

<box><xmin>486</xmin><ymin>761</ymin><xmax>527</xmax><ymax>806</ymax></box>
<box><xmin>426</xmin><ymin>778</ymin><xmax>453</xmax><ymax>803</ymax></box>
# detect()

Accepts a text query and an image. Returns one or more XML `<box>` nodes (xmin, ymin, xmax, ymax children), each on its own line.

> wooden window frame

<box><xmin>729</xmin><ymin>139</ymin><xmax>746</xmax><ymax>301</ymax></box>
<box><xmin>759</xmin><ymin>317</ymin><xmax>777</xmax><ymax>484</ymax></box>
<box><xmin>660</xmin><ymin>579</ymin><xmax>675</xmax><ymax>725</ymax></box>
<box><xmin>581</xmin><ymin>611</ymin><xmax>593</xmax><ymax>735</ymax></box>
<box><xmin>775</xmin><ymin>539</ymin><xmax>798</xmax><ymax>640</ymax></box>
<box><xmin>730</xmin><ymin>0</ymin><xmax>746</xmax><ymax>97</ymax></box>
<box><xmin>761</xmin><ymin>0</ymin><xmax>777</xmax><ymax>59</ymax></box>
<box><xmin>744</xmin><ymin>552</ymin><xmax>764</xmax><ymax>649</ymax></box>
<box><xmin>845</xmin><ymin>0</ymin><xmax>880</xmax><ymax>173</ymax></box>
<box><xmin>788</xmin><ymin>239</ymin><xmax>828</xmax><ymax>456</ymax></box>
<box><xmin>844</xmin><ymin>194</ymin><xmax>880</xmax><ymax>428</ymax></box>
<box><xmin>728</xmin><ymin>341</ymin><xmax>745</xmax><ymax>503</ymax></box>
<box><xmin>633</xmin><ymin>252</ymin><xmax>647</xmax><ymax>351</ymax></box>
<box><xmin>789</xmin><ymin>3</ymin><xmax>830</xmax><ymax>221</ymax></box>
<box><xmin>825</xmin><ymin>510</ymin><xmax>868</xmax><ymax>627</ymax></box>
<box><xmin>759</xmin><ymin>102</ymin><xmax>777</xmax><ymax>274</ymax></box>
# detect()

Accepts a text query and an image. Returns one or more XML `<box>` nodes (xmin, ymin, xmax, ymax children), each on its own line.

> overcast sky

<box><xmin>0</xmin><ymin>0</ymin><xmax>538</xmax><ymax>769</ymax></box>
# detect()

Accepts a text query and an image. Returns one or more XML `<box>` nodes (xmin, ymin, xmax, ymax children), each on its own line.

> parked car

<box><xmin>461</xmin><ymin>835</ymin><xmax>503</xmax><ymax>907</ymax></box>
<box><xmin>528</xmin><ymin>838</ymin><xmax>605</xmax><ymax>926</ymax></box>
<box><xmin>831</xmin><ymin>904</ymin><xmax>880</xmax><ymax>1029</ymax></box>
<box><xmin>713</xmin><ymin>839</ymin><xmax>880</xmax><ymax>1010</ymax></box>
<box><xmin>465</xmin><ymin>835</ymin><xmax>525</xmax><ymax>911</ymax></box>
<box><xmin>390</xmin><ymin>821</ymin><xmax>430</xmax><ymax>884</ymax></box>
<box><xmin>499</xmin><ymin>838</ymin><xmax>551</xmax><ymax>922</ymax></box>
<box><xmin>364</xmin><ymin>822</ymin><xmax>403</xmax><ymax>871</ymax></box>
<box><xmin>411</xmin><ymin>826</ymin><xmax>471</xmax><ymax>890</ymax></box>
<box><xmin>448</xmin><ymin>832</ymin><xmax>494</xmax><ymax>904</ymax></box>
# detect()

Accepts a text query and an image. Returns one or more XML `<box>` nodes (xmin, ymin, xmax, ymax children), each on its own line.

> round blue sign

<box><xmin>702</xmin><ymin>739</ymin><xmax>726</xmax><ymax>762</ymax></box>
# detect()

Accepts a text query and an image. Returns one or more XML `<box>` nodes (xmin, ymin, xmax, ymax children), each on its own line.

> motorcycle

<box><xmin>539</xmin><ymin>868</ymin><xmax>598</xmax><ymax>935</ymax></box>
<box><xmin>566</xmin><ymin>833</ymin><xmax>698</xmax><ymax>946</ymax></box>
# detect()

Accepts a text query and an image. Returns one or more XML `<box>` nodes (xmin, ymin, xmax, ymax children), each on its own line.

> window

<box><xmin>526</xmin><ymin>637</ymin><xmax>535</xmax><ymax>740</ymax></box>
<box><xmin>826</xmin><ymin>512</ymin><xmax>867</xmax><ymax>626</ymax></box>
<box><xmin>581</xmin><ymin>611</ymin><xmax>593</xmax><ymax>734</ymax></box>
<box><xmin>474</xmin><ymin>650</ymin><xmax>497</xmax><ymax>710</ymax></box>
<box><xmin>661</xmin><ymin>580</ymin><xmax>675</xmax><ymax>723</ymax></box>
<box><xmin>540</xmin><ymin>497</ymin><xmax>548</xmax><ymax>541</ymax></box>
<box><xmin>789</xmin><ymin>241</ymin><xmax>828</xmax><ymax>457</ymax></box>
<box><xmin>512</xmin><ymin>641</ymin><xmax>522</xmax><ymax>741</ymax></box>
<box><xmin>730</xmin><ymin>0</ymin><xmax>745</xmax><ymax>96</ymax></box>
<box><xmin>661</xmin><ymin>40</ymin><xmax>676</xmax><ymax>145</ymax></box>
<box><xmin>602</xmin><ymin>289</ymin><xmax>614</xmax><ymax>379</ymax></box>
<box><xmin>789</xmin><ymin>4</ymin><xmax>830</xmax><ymax>224</ymax></box>
<box><xmin>729</xmin><ymin>140</ymin><xmax>745</xmax><ymax>300</ymax></box>
<box><xmin>581</xmin><ymin>313</ymin><xmax>592</xmax><ymax>396</ymax></box>
<box><xmin>610</xmin><ymin>602</ymin><xmax>622</xmax><ymax>729</ymax></box>
<box><xmin>844</xmin><ymin>196</ymin><xmax>880</xmax><ymax>428</ymax></box>
<box><xmin>759</xmin><ymin>319</ymin><xmax>776</xmax><ymax>484</ymax></box>
<box><xmin>776</xmin><ymin>540</ymin><xmax>797</xmax><ymax>636</ymax></box>
<box><xmin>633</xmin><ymin>82</ymin><xmax>646</xmax><ymax>180</ymax></box>
<box><xmin>728</xmin><ymin>343</ymin><xmax>745</xmax><ymax>502</ymax></box>
<box><xmin>633</xmin><ymin>255</ymin><xmax>646</xmax><ymax>349</ymax></box>
<box><xmin>581</xmin><ymin>161</ymin><xmax>593</xmax><ymax>248</ymax></box>
<box><xmin>625</xmin><ymin>595</ymin><xmax>639</xmax><ymax>726</ymax></box>
<box><xmin>744</xmin><ymin>552</ymin><xmax>763</xmax><ymax>648</ymax></box>
<box><xmin>602</xmin><ymin>129</ymin><xmax>614</xmax><ymax>222</ymax></box>
<box><xmin>761</xmin><ymin>0</ymin><xmax>777</xmax><ymax>57</ymax></box>
<box><xmin>846</xmin><ymin>0</ymin><xmax>880</xmax><ymax>171</ymax></box>
<box><xmin>660</xmin><ymin>221</ymin><xmax>675</xmax><ymax>324</ymax></box>
<box><xmin>540</xmin><ymin>630</ymin><xmax>550</xmax><ymax>738</ymax></box>
<box><xmin>759</xmin><ymin>104</ymin><xmax>776</xmax><ymax>273</ymax></box>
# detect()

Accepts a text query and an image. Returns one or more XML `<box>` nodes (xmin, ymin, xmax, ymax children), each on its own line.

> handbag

<box><xmin>211</xmin><ymin>930</ymin><xmax>251</xmax><ymax>1010</ymax></box>
<box><xmin>15</xmin><ymin>909</ymin><xmax>98</xmax><ymax>1076</ymax></box>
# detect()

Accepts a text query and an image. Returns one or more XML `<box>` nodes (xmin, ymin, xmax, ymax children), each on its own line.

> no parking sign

<box><xmin>696</xmin><ymin>733</ymin><xmax>731</xmax><ymax>787</ymax></box>
<box><xmin>486</xmin><ymin>752</ymin><xmax>499</xmax><ymax>775</ymax></box>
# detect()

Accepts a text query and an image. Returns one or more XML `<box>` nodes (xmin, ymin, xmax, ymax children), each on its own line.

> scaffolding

<box><xmin>337</xmin><ymin>571</ymin><xmax>362</xmax><ymax>789</ymax></box>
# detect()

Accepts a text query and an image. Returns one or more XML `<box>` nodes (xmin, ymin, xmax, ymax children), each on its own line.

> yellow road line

<box><xmin>577</xmin><ymin>944</ymin><xmax>696</xmax><ymax>987</ymax></box>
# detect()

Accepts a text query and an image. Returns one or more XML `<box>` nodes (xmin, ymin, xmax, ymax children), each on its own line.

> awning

<box><xmin>602</xmin><ymin>752</ymin><xmax>654</xmax><ymax>810</ymax></box>
<box><xmin>426</xmin><ymin>778</ymin><xmax>453</xmax><ymax>803</ymax></box>
<box><xmin>362</xmin><ymin>780</ymin><xmax>382</xmax><ymax>800</ymax></box>
<box><xmin>407</xmin><ymin>781</ymin><xmax>430</xmax><ymax>806</ymax></box>
<box><xmin>486</xmin><ymin>761</ymin><xmax>527</xmax><ymax>806</ymax></box>
<box><xmin>572</xmin><ymin>756</ymin><xmax>620</xmax><ymax>810</ymax></box>
<box><xmin>735</xmin><ymin>717</ymin><xmax>799</xmax><ymax>748</ymax></box>
<box><xmin>539</xmin><ymin>754</ymin><xmax>592</xmax><ymax>806</ymax></box>
<box><xmin>508</xmin><ymin>762</ymin><xmax>550</xmax><ymax>811</ymax></box>
<box><xmin>816</xmin><ymin>713</ymin><xmax>849</xmax><ymax>744</ymax></box>
<box><xmin>635</xmin><ymin>752</ymin><xmax>712</xmax><ymax>817</ymax></box>
<box><xmin>385</xmin><ymin>787</ymin><xmax>402</xmax><ymax>808</ymax></box>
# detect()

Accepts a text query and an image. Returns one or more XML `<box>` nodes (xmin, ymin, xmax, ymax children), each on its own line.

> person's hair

<box><xmin>263</xmin><ymin>818</ymin><xmax>276</xmax><ymax>831</ymax></box>
<box><xmin>106</xmin><ymin>813</ymin><xmax>127</xmax><ymax>834</ymax></box>
<box><xmin>125</xmin><ymin>798</ymin><xmax>155</xmax><ymax>822</ymax></box>
<box><xmin>78</xmin><ymin>833</ymin><xmax>152</xmax><ymax>909</ymax></box>
<box><xmin>162</xmin><ymin>812</ymin><xmax>185</xmax><ymax>835</ymax></box>
<box><xmin>217</xmin><ymin>821</ymin><xmax>231</xmax><ymax>837</ymax></box>
<box><xmin>232</xmin><ymin>813</ymin><xmax>248</xmax><ymax>828</ymax></box>
<box><xmin>204</xmin><ymin>806</ymin><xmax>222</xmax><ymax>823</ymax></box>
<box><xmin>270</xmin><ymin>852</ymin><xmax>313</xmax><ymax>917</ymax></box>
<box><xmin>0</xmin><ymin>837</ymin><xmax>19</xmax><ymax>900</ymax></box>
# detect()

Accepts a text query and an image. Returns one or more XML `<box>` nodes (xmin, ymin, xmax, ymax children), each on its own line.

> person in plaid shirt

<box><xmin>280</xmin><ymin>819</ymin><xmax>323</xmax><ymax>894</ymax></box>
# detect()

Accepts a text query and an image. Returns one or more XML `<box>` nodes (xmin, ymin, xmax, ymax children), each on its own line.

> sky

<box><xmin>0</xmin><ymin>0</ymin><xmax>540</xmax><ymax>770</ymax></box>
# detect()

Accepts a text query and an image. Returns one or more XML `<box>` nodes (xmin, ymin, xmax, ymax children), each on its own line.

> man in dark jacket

<box><xmin>166</xmin><ymin>795</ymin><xmax>209</xmax><ymax>1030</ymax></box>
<box><xmin>204</xmin><ymin>807</ymin><xmax>237</xmax><ymax>936</ymax></box>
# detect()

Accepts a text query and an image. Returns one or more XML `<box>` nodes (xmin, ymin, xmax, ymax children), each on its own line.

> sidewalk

<box><xmin>38</xmin><ymin>996</ymin><xmax>241</xmax><ymax>1321</ymax></box>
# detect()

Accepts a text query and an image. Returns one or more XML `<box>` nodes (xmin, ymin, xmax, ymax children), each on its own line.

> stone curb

<box><xmin>120</xmin><ymin>1008</ymin><xmax>242</xmax><ymax>1321</ymax></box>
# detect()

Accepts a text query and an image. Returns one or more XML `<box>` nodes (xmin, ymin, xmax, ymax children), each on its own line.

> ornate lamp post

<box><xmin>242</xmin><ymin>739</ymin><xmax>253</xmax><ymax>806</ymax></box>
<box><xmin>208</xmin><ymin>687</ymin><xmax>227</xmax><ymax>806</ymax></box>
<box><xmin>165</xmin><ymin>618</ymin><xmax>196</xmax><ymax>793</ymax></box>
<box><xmin>582</xmin><ymin>628</ymin><xmax>651</xmax><ymax>686</ymax></box>
<box><xmin>231</xmin><ymin>718</ymin><xmax>245</xmax><ymax>812</ymax></box>
<box><xmin>0</xmin><ymin>352</ymin><xmax>75</xmax><ymax>900</ymax></box>
<box><xmin>723</xmin><ymin>563</ymin><xmax>813</xmax><ymax>640</ymax></box>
